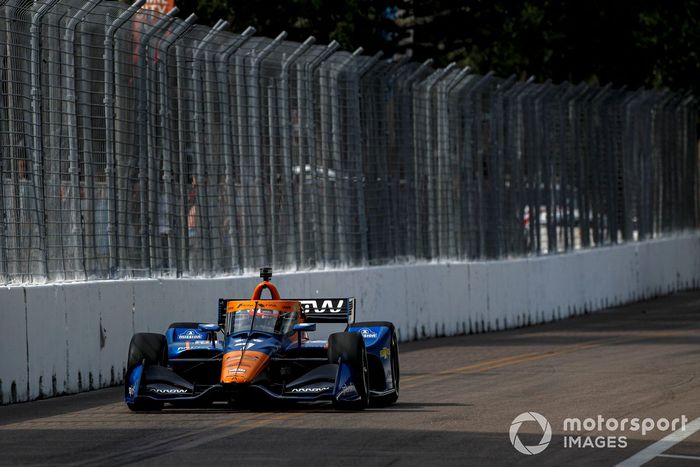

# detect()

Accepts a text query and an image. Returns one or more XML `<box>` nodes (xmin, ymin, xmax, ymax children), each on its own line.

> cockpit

<box><xmin>227</xmin><ymin>308</ymin><xmax>298</xmax><ymax>336</ymax></box>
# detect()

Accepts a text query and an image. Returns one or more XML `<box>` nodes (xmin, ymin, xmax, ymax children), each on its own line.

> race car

<box><xmin>124</xmin><ymin>268</ymin><xmax>399</xmax><ymax>411</ymax></box>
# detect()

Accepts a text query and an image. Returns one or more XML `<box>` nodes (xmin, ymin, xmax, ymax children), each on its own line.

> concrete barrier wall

<box><xmin>2</xmin><ymin>234</ymin><xmax>699</xmax><ymax>404</ymax></box>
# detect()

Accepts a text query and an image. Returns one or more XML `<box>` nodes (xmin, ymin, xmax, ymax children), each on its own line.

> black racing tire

<box><xmin>371</xmin><ymin>329</ymin><xmax>400</xmax><ymax>407</ymax></box>
<box><xmin>352</xmin><ymin>321</ymin><xmax>400</xmax><ymax>407</ymax></box>
<box><xmin>328</xmin><ymin>332</ymin><xmax>369</xmax><ymax>410</ymax></box>
<box><xmin>125</xmin><ymin>333</ymin><xmax>168</xmax><ymax>412</ymax></box>
<box><xmin>126</xmin><ymin>399</ymin><xmax>164</xmax><ymax>412</ymax></box>
<box><xmin>127</xmin><ymin>333</ymin><xmax>168</xmax><ymax>372</ymax></box>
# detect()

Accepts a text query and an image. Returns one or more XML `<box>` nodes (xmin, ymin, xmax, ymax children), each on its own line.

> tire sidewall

<box><xmin>125</xmin><ymin>333</ymin><xmax>167</xmax><ymax>411</ymax></box>
<box><xmin>328</xmin><ymin>332</ymin><xmax>370</xmax><ymax>409</ymax></box>
<box><xmin>127</xmin><ymin>333</ymin><xmax>168</xmax><ymax>372</ymax></box>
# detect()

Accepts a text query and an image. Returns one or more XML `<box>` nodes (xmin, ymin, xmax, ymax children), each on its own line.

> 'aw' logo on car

<box><xmin>299</xmin><ymin>299</ymin><xmax>344</xmax><ymax>314</ymax></box>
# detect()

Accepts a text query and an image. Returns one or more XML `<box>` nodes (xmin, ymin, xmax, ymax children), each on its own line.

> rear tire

<box><xmin>328</xmin><ymin>332</ymin><xmax>369</xmax><ymax>410</ymax></box>
<box><xmin>126</xmin><ymin>333</ymin><xmax>167</xmax><ymax>412</ymax></box>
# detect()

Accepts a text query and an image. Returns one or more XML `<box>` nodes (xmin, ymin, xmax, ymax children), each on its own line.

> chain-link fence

<box><xmin>0</xmin><ymin>0</ymin><xmax>697</xmax><ymax>284</ymax></box>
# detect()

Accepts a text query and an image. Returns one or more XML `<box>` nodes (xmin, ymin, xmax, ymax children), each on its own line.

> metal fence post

<box><xmin>499</xmin><ymin>78</ymin><xmax>529</xmax><ymax>256</ymax></box>
<box><xmin>319</xmin><ymin>49</ymin><xmax>353</xmax><ymax>265</ymax></box>
<box><xmin>2</xmin><ymin>0</ymin><xmax>26</xmax><ymax>280</ymax></box>
<box><xmin>63</xmin><ymin>0</ymin><xmax>102</xmax><ymax>279</ymax></box>
<box><xmin>155</xmin><ymin>14</ymin><xmax>197</xmax><ymax>275</ymax></box>
<box><xmin>29</xmin><ymin>0</ymin><xmax>61</xmax><ymax>280</ymax></box>
<box><xmin>217</xmin><ymin>26</ymin><xmax>255</xmax><ymax>274</ymax></box>
<box><xmin>279</xmin><ymin>36</ymin><xmax>315</xmax><ymax>270</ymax></box>
<box><xmin>317</xmin><ymin>49</ymin><xmax>333</xmax><ymax>264</ymax></box>
<box><xmin>136</xmin><ymin>7</ymin><xmax>179</xmax><ymax>275</ymax></box>
<box><xmin>0</xmin><ymin>2</ymin><xmax>6</xmax><ymax>281</ymax></box>
<box><xmin>77</xmin><ymin>10</ymin><xmax>99</xmax><ymax>277</ymax></box>
<box><xmin>175</xmin><ymin>37</ymin><xmax>189</xmax><ymax>274</ymax></box>
<box><xmin>331</xmin><ymin>47</ymin><xmax>363</xmax><ymax>265</ymax></box>
<box><xmin>295</xmin><ymin>40</ymin><xmax>338</xmax><ymax>267</ymax></box>
<box><xmin>354</xmin><ymin>52</ymin><xmax>381</xmax><ymax>264</ymax></box>
<box><xmin>104</xmin><ymin>0</ymin><xmax>146</xmax><ymax>277</ymax></box>
<box><xmin>403</xmin><ymin>59</ymin><xmax>432</xmax><ymax>259</ymax></box>
<box><xmin>318</xmin><ymin>48</ymin><xmax>364</xmax><ymax>265</ymax></box>
<box><xmin>191</xmin><ymin>20</ymin><xmax>228</xmax><ymax>275</ymax></box>
<box><xmin>246</xmin><ymin>31</ymin><xmax>287</xmax><ymax>266</ymax></box>
<box><xmin>233</xmin><ymin>50</ymin><xmax>251</xmax><ymax>271</ymax></box>
<box><xmin>436</xmin><ymin>66</ymin><xmax>469</xmax><ymax>257</ymax></box>
<box><xmin>420</xmin><ymin>63</ymin><xmax>454</xmax><ymax>259</ymax></box>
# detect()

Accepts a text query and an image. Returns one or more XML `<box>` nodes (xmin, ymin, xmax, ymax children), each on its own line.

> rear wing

<box><xmin>295</xmin><ymin>298</ymin><xmax>355</xmax><ymax>324</ymax></box>
<box><xmin>217</xmin><ymin>297</ymin><xmax>355</xmax><ymax>327</ymax></box>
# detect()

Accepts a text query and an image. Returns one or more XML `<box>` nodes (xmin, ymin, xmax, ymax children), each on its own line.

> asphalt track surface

<box><xmin>2</xmin><ymin>291</ymin><xmax>700</xmax><ymax>466</ymax></box>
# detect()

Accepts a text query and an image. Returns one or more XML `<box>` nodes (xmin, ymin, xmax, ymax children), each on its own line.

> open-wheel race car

<box><xmin>125</xmin><ymin>268</ymin><xmax>399</xmax><ymax>411</ymax></box>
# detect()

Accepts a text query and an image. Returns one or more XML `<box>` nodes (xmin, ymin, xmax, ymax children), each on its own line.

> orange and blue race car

<box><xmin>125</xmin><ymin>268</ymin><xmax>399</xmax><ymax>410</ymax></box>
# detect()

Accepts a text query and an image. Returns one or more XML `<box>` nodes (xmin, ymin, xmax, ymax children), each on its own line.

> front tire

<box><xmin>328</xmin><ymin>332</ymin><xmax>369</xmax><ymax>410</ymax></box>
<box><xmin>351</xmin><ymin>321</ymin><xmax>400</xmax><ymax>407</ymax></box>
<box><xmin>371</xmin><ymin>330</ymin><xmax>399</xmax><ymax>407</ymax></box>
<box><xmin>127</xmin><ymin>399</ymin><xmax>164</xmax><ymax>412</ymax></box>
<box><xmin>125</xmin><ymin>333</ymin><xmax>168</xmax><ymax>412</ymax></box>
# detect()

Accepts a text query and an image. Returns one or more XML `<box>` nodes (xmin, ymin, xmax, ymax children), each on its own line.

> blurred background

<box><xmin>171</xmin><ymin>0</ymin><xmax>700</xmax><ymax>95</ymax></box>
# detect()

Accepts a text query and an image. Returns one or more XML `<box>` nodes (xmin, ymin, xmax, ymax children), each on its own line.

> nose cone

<box><xmin>221</xmin><ymin>350</ymin><xmax>270</xmax><ymax>384</ymax></box>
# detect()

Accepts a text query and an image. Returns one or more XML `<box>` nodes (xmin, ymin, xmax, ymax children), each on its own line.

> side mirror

<box><xmin>199</xmin><ymin>323</ymin><xmax>221</xmax><ymax>345</ymax></box>
<box><xmin>293</xmin><ymin>323</ymin><xmax>316</xmax><ymax>332</ymax></box>
<box><xmin>293</xmin><ymin>322</ymin><xmax>315</xmax><ymax>348</ymax></box>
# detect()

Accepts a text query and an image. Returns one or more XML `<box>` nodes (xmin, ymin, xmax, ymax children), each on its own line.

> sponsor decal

<box><xmin>299</xmin><ymin>299</ymin><xmax>344</xmax><ymax>314</ymax></box>
<box><xmin>228</xmin><ymin>368</ymin><xmax>246</xmax><ymax>374</ymax></box>
<box><xmin>177</xmin><ymin>329</ymin><xmax>205</xmax><ymax>340</ymax></box>
<box><xmin>510</xmin><ymin>412</ymin><xmax>552</xmax><ymax>455</ymax></box>
<box><xmin>336</xmin><ymin>383</ymin><xmax>356</xmax><ymax>398</ymax></box>
<box><xmin>302</xmin><ymin>340</ymin><xmax>328</xmax><ymax>348</ymax></box>
<box><xmin>149</xmin><ymin>387</ymin><xmax>188</xmax><ymax>394</ymax></box>
<box><xmin>290</xmin><ymin>386</ymin><xmax>331</xmax><ymax>393</ymax></box>
<box><xmin>176</xmin><ymin>342</ymin><xmax>213</xmax><ymax>352</ymax></box>
<box><xmin>380</xmin><ymin>347</ymin><xmax>391</xmax><ymax>360</ymax></box>
<box><xmin>232</xmin><ymin>338</ymin><xmax>263</xmax><ymax>350</ymax></box>
<box><xmin>128</xmin><ymin>386</ymin><xmax>134</xmax><ymax>397</ymax></box>
<box><xmin>360</xmin><ymin>328</ymin><xmax>378</xmax><ymax>339</ymax></box>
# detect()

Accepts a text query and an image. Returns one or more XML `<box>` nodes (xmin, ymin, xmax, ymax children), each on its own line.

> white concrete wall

<box><xmin>2</xmin><ymin>234</ymin><xmax>699</xmax><ymax>404</ymax></box>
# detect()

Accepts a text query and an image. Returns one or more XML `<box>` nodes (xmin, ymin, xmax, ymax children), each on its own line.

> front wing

<box><xmin>125</xmin><ymin>360</ymin><xmax>365</xmax><ymax>406</ymax></box>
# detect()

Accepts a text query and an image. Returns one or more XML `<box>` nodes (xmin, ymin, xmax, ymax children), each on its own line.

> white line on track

<box><xmin>657</xmin><ymin>453</ymin><xmax>700</xmax><ymax>461</ymax></box>
<box><xmin>616</xmin><ymin>417</ymin><xmax>700</xmax><ymax>467</ymax></box>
